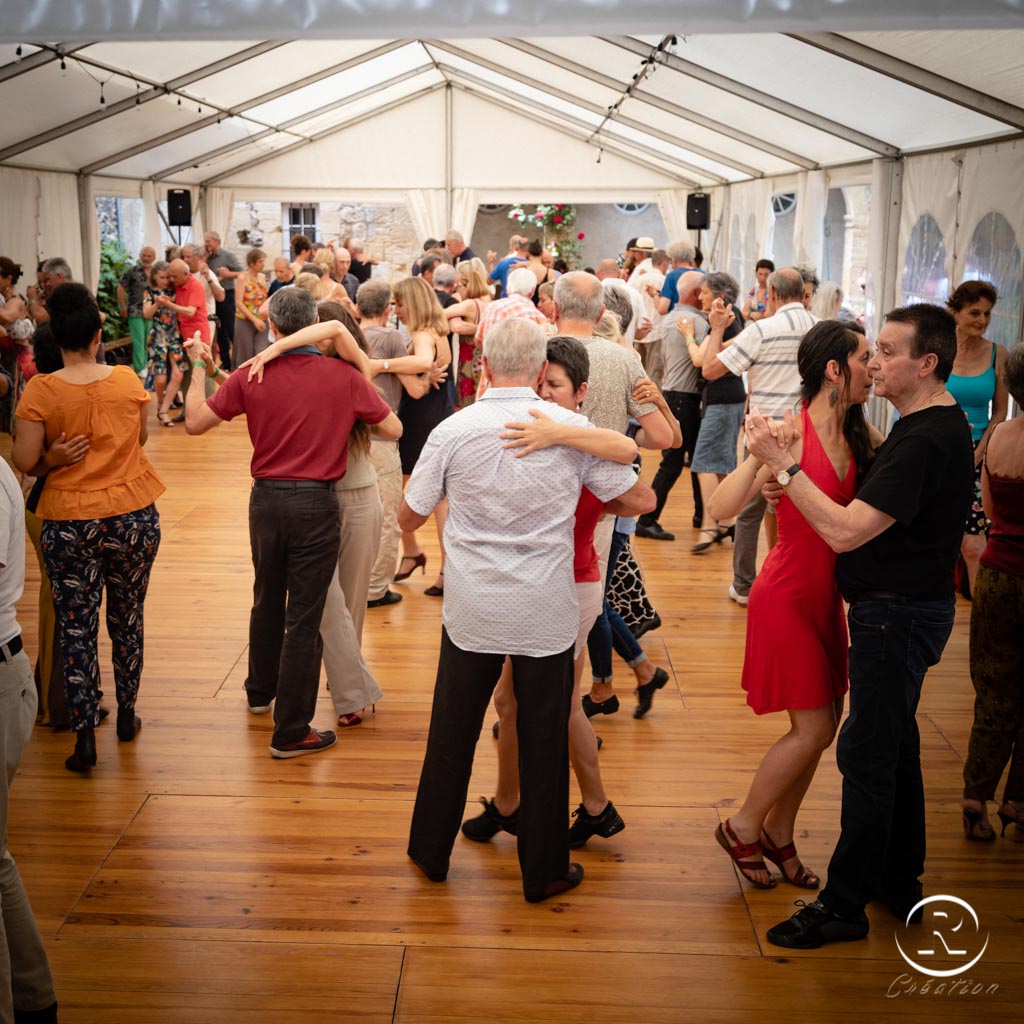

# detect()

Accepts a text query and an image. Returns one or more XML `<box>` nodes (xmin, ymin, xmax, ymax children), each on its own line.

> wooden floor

<box><xmin>6</xmin><ymin>409</ymin><xmax>1022</xmax><ymax>1023</ymax></box>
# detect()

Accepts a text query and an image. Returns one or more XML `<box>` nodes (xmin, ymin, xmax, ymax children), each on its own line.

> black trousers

<box><xmin>244</xmin><ymin>483</ymin><xmax>340</xmax><ymax>747</ymax></box>
<box><xmin>215</xmin><ymin>297</ymin><xmax>236</xmax><ymax>369</ymax></box>
<box><xmin>639</xmin><ymin>391</ymin><xmax>702</xmax><ymax>525</ymax></box>
<box><xmin>408</xmin><ymin>628</ymin><xmax>574</xmax><ymax>899</ymax></box>
<box><xmin>820</xmin><ymin>597</ymin><xmax>956</xmax><ymax>916</ymax></box>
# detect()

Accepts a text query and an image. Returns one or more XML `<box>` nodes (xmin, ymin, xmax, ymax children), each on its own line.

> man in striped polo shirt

<box><xmin>700</xmin><ymin>268</ymin><xmax>817</xmax><ymax>604</ymax></box>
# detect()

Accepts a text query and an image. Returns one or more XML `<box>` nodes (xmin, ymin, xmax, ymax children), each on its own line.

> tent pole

<box><xmin>445</xmin><ymin>83</ymin><xmax>453</xmax><ymax>228</ymax></box>
<box><xmin>76</xmin><ymin>173</ymin><xmax>94</xmax><ymax>292</ymax></box>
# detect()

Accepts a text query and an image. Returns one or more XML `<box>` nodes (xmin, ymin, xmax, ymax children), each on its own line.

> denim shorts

<box><xmin>691</xmin><ymin>402</ymin><xmax>744</xmax><ymax>475</ymax></box>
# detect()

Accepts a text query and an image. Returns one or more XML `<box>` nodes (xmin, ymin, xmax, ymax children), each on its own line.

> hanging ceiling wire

<box><xmin>589</xmin><ymin>34</ymin><xmax>676</xmax><ymax>156</ymax></box>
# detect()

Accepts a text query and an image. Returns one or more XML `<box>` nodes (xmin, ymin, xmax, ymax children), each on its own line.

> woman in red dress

<box><xmin>708</xmin><ymin>321</ymin><xmax>880</xmax><ymax>889</ymax></box>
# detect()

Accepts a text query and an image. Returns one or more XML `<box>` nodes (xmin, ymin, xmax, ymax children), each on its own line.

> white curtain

<box><xmin>0</xmin><ymin>168</ymin><xmax>83</xmax><ymax>284</ymax></box>
<box><xmin>450</xmin><ymin>188</ymin><xmax>479</xmax><ymax>245</ymax></box>
<box><xmin>80</xmin><ymin>176</ymin><xmax>101</xmax><ymax>292</ymax></box>
<box><xmin>405</xmin><ymin>189</ymin><xmax>447</xmax><ymax>244</ymax></box>
<box><xmin>140</xmin><ymin>181</ymin><xmax>165</xmax><ymax>251</ymax></box>
<box><xmin>865</xmin><ymin>158</ymin><xmax>903</xmax><ymax>343</ymax></box>
<box><xmin>655</xmin><ymin>189</ymin><xmax>688</xmax><ymax>241</ymax></box>
<box><xmin>954</xmin><ymin>139</ymin><xmax>1024</xmax><ymax>283</ymax></box>
<box><xmin>0</xmin><ymin>167</ymin><xmax>40</xmax><ymax>279</ymax></box>
<box><xmin>725</xmin><ymin>178</ymin><xmax>773</xmax><ymax>288</ymax></box>
<box><xmin>793</xmin><ymin>169</ymin><xmax>827</xmax><ymax>273</ymax></box>
<box><xmin>204</xmin><ymin>186</ymin><xmax>234</xmax><ymax>244</ymax></box>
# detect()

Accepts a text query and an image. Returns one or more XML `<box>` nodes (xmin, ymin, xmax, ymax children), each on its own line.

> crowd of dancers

<box><xmin>0</xmin><ymin>228</ymin><xmax>1021</xmax><ymax>1020</ymax></box>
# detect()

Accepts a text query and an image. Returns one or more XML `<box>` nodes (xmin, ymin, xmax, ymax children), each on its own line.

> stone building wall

<box><xmin>226</xmin><ymin>201</ymin><xmax>420</xmax><ymax>274</ymax></box>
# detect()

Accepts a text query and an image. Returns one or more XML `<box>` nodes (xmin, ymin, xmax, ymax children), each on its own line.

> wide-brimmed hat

<box><xmin>633</xmin><ymin>236</ymin><xmax>655</xmax><ymax>251</ymax></box>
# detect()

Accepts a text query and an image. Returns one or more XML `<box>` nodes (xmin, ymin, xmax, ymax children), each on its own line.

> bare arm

<box><xmin>13</xmin><ymin>420</ymin><xmax>91</xmax><ymax>477</ymax></box>
<box><xmin>708</xmin><ymin>454</ymin><xmax>775</xmax><ymax>521</ymax></box>
<box><xmin>656</xmin><ymin>295</ymin><xmax>671</xmax><ymax>316</ymax></box>
<box><xmin>242</xmin><ymin>321</ymin><xmax>370</xmax><ymax>381</ymax></box>
<box><xmin>633</xmin><ymin>378</ymin><xmax>681</xmax><ymax>450</ymax></box>
<box><xmin>746</xmin><ymin>414</ymin><xmax>894</xmax><ymax>552</ymax></box>
<box><xmin>0</xmin><ymin>296</ymin><xmax>28</xmax><ymax>324</ymax></box>
<box><xmin>500</xmin><ymin>410</ymin><xmax>639</xmax><ymax>463</ymax></box>
<box><xmin>604</xmin><ymin>476</ymin><xmax>656</xmax><ymax>517</ymax></box>
<box><xmin>370</xmin><ymin>411</ymin><xmax>403</xmax><ymax>441</ymax></box>
<box><xmin>398</xmin><ymin>497</ymin><xmax>430</xmax><ymax>532</ymax></box>
<box><xmin>117</xmin><ymin>284</ymin><xmax>127</xmax><ymax>314</ymax></box>
<box><xmin>974</xmin><ymin>344</ymin><xmax>1009</xmax><ymax>466</ymax></box>
<box><xmin>635</xmin><ymin>409</ymin><xmax>673</xmax><ymax>451</ymax></box>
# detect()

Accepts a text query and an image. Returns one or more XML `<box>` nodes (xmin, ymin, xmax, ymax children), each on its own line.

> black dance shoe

<box><xmin>766</xmin><ymin>899</ymin><xmax>869</xmax><ymax>949</ymax></box>
<box><xmin>65</xmin><ymin>727</ymin><xmax>97</xmax><ymax>772</ymax></box>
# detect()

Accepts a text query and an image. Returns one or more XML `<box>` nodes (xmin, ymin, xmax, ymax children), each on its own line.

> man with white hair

<box><xmin>205</xmin><ymin>231</ymin><xmax>242</xmax><ymax>369</ymax></box>
<box><xmin>401</xmin><ymin>318</ymin><xmax>651</xmax><ymax>902</ymax></box>
<box><xmin>636</xmin><ymin>270</ymin><xmax>707</xmax><ymax>540</ymax></box>
<box><xmin>474</xmin><ymin>266</ymin><xmax>548</xmax><ymax>351</ymax></box>
<box><xmin>656</xmin><ymin>241</ymin><xmax>702</xmax><ymax>315</ymax></box>
<box><xmin>595</xmin><ymin>265</ymin><xmax>650</xmax><ymax>347</ymax></box>
<box><xmin>27</xmin><ymin>258</ymin><xmax>74</xmax><ymax>324</ymax></box>
<box><xmin>346</xmin><ymin>237</ymin><xmax>376</xmax><ymax>284</ymax></box>
<box><xmin>444</xmin><ymin>230</ymin><xmax>478</xmax><ymax>265</ymax></box>
<box><xmin>117</xmin><ymin>245</ymin><xmax>156</xmax><ymax>373</ymax></box>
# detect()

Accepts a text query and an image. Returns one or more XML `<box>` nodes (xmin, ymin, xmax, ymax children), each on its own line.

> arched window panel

<box><xmin>963</xmin><ymin>212</ymin><xmax>1022</xmax><ymax>350</ymax></box>
<box><xmin>901</xmin><ymin>213</ymin><xmax>948</xmax><ymax>309</ymax></box>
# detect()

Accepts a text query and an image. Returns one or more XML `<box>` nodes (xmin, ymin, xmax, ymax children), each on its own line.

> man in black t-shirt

<box><xmin>746</xmin><ymin>304</ymin><xmax>973</xmax><ymax>950</ymax></box>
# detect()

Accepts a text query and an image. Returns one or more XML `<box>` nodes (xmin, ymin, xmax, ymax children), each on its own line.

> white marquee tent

<box><xmin>2</xmin><ymin>0</ymin><xmax>1023</xmax><ymax>343</ymax></box>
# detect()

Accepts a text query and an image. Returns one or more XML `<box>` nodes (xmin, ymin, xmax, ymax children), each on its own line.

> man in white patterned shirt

<box><xmin>400</xmin><ymin>319</ymin><xmax>650</xmax><ymax>903</ymax></box>
<box><xmin>700</xmin><ymin>267</ymin><xmax>817</xmax><ymax>603</ymax></box>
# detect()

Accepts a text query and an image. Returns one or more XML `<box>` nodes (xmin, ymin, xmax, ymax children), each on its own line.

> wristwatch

<box><xmin>776</xmin><ymin>463</ymin><xmax>802</xmax><ymax>486</ymax></box>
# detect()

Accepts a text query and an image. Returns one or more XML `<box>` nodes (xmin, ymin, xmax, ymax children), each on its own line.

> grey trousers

<box><xmin>367</xmin><ymin>441</ymin><xmax>403</xmax><ymax>602</ymax></box>
<box><xmin>1</xmin><ymin>650</ymin><xmax>56</xmax><ymax>1023</ymax></box>
<box><xmin>320</xmin><ymin>483</ymin><xmax>385</xmax><ymax>717</ymax></box>
<box><xmin>732</xmin><ymin>491</ymin><xmax>767</xmax><ymax>597</ymax></box>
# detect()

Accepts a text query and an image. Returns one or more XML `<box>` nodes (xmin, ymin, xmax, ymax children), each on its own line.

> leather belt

<box><xmin>0</xmin><ymin>635</ymin><xmax>24</xmax><ymax>663</ymax></box>
<box><xmin>252</xmin><ymin>479</ymin><xmax>335</xmax><ymax>491</ymax></box>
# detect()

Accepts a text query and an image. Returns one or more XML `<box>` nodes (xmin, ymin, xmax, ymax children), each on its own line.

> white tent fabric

<box><xmin>205</xmin><ymin>188</ymin><xmax>235</xmax><ymax>246</ymax></box>
<box><xmin>4</xmin><ymin>0</ymin><xmax>1022</xmax><ymax>41</ymax></box>
<box><xmin>450</xmin><ymin>189</ymin><xmax>480</xmax><ymax>247</ymax></box>
<box><xmin>405</xmin><ymin>190</ymin><xmax>448</xmax><ymax>244</ymax></box>
<box><xmin>792</xmin><ymin>170</ymin><xmax>827</xmax><ymax>273</ymax></box>
<box><xmin>0</xmin><ymin>166</ymin><xmax>82</xmax><ymax>281</ymax></box>
<box><xmin>655</xmin><ymin>191</ymin><xmax>689</xmax><ymax>243</ymax></box>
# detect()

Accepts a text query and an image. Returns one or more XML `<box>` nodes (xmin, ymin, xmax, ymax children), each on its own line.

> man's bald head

<box><xmin>168</xmin><ymin>259</ymin><xmax>191</xmax><ymax>287</ymax></box>
<box><xmin>769</xmin><ymin>267</ymin><xmax>805</xmax><ymax>304</ymax></box>
<box><xmin>677</xmin><ymin>270</ymin><xmax>704</xmax><ymax>308</ymax></box>
<box><xmin>595</xmin><ymin>259</ymin><xmax>620</xmax><ymax>281</ymax></box>
<box><xmin>553</xmin><ymin>271</ymin><xmax>605</xmax><ymax>325</ymax></box>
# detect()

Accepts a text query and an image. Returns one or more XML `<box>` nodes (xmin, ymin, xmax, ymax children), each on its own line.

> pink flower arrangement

<box><xmin>578</xmin><ymin>232</ymin><xmax>585</xmax><ymax>240</ymax></box>
<box><xmin>553</xmin><ymin>215</ymin><xmax>563</xmax><ymax>224</ymax></box>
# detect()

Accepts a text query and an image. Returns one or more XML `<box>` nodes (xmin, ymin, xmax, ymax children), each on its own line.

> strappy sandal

<box><xmin>157</xmin><ymin>410</ymin><xmax>175</xmax><ymax>427</ymax></box>
<box><xmin>760</xmin><ymin>828</ymin><xmax>820</xmax><ymax>889</ymax></box>
<box><xmin>715</xmin><ymin>819</ymin><xmax>776</xmax><ymax>889</ymax></box>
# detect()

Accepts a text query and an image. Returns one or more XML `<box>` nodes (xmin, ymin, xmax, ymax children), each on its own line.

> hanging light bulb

<box><xmin>135</xmin><ymin>82</ymin><xmax>141</xmax><ymax>108</ymax></box>
<box><xmin>14</xmin><ymin>45</ymin><xmax>22</xmax><ymax>63</ymax></box>
<box><xmin>198</xmin><ymin>105</ymin><xmax>203</xmax><ymax>114</ymax></box>
<box><xmin>100</xmin><ymin>84</ymin><xmax>106</xmax><ymax>106</ymax></box>
<box><xmin>177</xmin><ymin>96</ymin><xmax>182</xmax><ymax>107</ymax></box>
<box><xmin>60</xmin><ymin>57</ymin><xmax>67</xmax><ymax>76</ymax></box>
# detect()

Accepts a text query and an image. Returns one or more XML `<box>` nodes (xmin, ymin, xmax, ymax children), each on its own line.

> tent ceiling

<box><xmin>3</xmin><ymin>1</ymin><xmax>1023</xmax><ymax>41</ymax></box>
<box><xmin>1</xmin><ymin>27</ymin><xmax>1022</xmax><ymax>190</ymax></box>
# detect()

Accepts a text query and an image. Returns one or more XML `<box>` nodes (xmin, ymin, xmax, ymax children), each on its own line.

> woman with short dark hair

<box><xmin>13</xmin><ymin>283</ymin><xmax>164</xmax><ymax>772</ymax></box>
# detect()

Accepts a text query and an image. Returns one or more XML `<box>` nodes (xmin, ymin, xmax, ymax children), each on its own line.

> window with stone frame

<box><xmin>286</xmin><ymin>204</ymin><xmax>319</xmax><ymax>244</ymax></box>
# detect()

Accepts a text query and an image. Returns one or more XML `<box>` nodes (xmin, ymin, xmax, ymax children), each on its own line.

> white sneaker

<box><xmin>728</xmin><ymin>585</ymin><xmax>749</xmax><ymax>607</ymax></box>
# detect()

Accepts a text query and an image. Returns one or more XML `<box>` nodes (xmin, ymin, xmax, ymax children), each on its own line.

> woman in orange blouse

<box><xmin>13</xmin><ymin>283</ymin><xmax>164</xmax><ymax>773</ymax></box>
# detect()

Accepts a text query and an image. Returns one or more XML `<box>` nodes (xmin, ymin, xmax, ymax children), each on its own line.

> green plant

<box><xmin>96</xmin><ymin>238</ymin><xmax>134</xmax><ymax>343</ymax></box>
<box><xmin>508</xmin><ymin>204</ymin><xmax>585</xmax><ymax>268</ymax></box>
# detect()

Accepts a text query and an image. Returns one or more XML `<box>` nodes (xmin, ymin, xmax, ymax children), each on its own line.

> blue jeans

<box><xmin>587</xmin><ymin>529</ymin><xmax>646</xmax><ymax>682</ymax></box>
<box><xmin>820</xmin><ymin>597</ymin><xmax>956</xmax><ymax>917</ymax></box>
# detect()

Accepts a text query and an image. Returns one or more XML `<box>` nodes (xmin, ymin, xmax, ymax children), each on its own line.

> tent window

<box><xmin>901</xmin><ymin>214</ymin><xmax>948</xmax><ymax>308</ymax></box>
<box><xmin>614</xmin><ymin>203</ymin><xmax>650</xmax><ymax>216</ymax></box>
<box><xmin>287</xmin><ymin>204</ymin><xmax>319</xmax><ymax>243</ymax></box>
<box><xmin>95</xmin><ymin>197</ymin><xmax>146</xmax><ymax>254</ymax></box>
<box><xmin>770</xmin><ymin>193</ymin><xmax>796</xmax><ymax>267</ymax></box>
<box><xmin>963</xmin><ymin>211</ymin><xmax>1022</xmax><ymax>350</ymax></box>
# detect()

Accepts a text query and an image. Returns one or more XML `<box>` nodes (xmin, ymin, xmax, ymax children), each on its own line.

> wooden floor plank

<box><xmin>5</xmin><ymin>410</ymin><xmax>1021</xmax><ymax>1020</ymax></box>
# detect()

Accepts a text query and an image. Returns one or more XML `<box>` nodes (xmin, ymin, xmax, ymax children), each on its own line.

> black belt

<box><xmin>252</xmin><ymin>479</ymin><xmax>335</xmax><ymax>491</ymax></box>
<box><xmin>0</xmin><ymin>635</ymin><xmax>23</xmax><ymax>663</ymax></box>
<box><xmin>847</xmin><ymin>591</ymin><xmax>908</xmax><ymax>604</ymax></box>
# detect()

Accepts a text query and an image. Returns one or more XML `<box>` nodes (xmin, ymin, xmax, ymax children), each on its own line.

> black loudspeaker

<box><xmin>686</xmin><ymin>192</ymin><xmax>710</xmax><ymax>231</ymax></box>
<box><xmin>167</xmin><ymin>188</ymin><xmax>192</xmax><ymax>227</ymax></box>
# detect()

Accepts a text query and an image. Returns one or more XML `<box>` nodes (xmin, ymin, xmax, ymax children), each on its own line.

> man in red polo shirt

<box><xmin>184</xmin><ymin>287</ymin><xmax>401</xmax><ymax>758</ymax></box>
<box><xmin>162</xmin><ymin>259</ymin><xmax>211</xmax><ymax>345</ymax></box>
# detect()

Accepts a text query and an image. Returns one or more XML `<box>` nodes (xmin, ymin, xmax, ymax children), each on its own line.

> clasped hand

<box><xmin>501</xmin><ymin>409</ymin><xmax>559</xmax><ymax>457</ymax></box>
<box><xmin>744</xmin><ymin>407</ymin><xmax>800</xmax><ymax>467</ymax></box>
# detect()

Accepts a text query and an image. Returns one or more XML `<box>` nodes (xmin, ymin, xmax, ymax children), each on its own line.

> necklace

<box><xmin>903</xmin><ymin>387</ymin><xmax>949</xmax><ymax>417</ymax></box>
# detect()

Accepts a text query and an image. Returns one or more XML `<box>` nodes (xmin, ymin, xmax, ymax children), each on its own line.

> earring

<box><xmin>828</xmin><ymin>384</ymin><xmax>839</xmax><ymax>408</ymax></box>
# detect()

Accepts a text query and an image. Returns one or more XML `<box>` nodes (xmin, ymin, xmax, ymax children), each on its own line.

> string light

<box><xmin>14</xmin><ymin>45</ymin><xmax>22</xmax><ymax>62</ymax></box>
<box><xmin>177</xmin><ymin>96</ymin><xmax>182</xmax><ymax>107</ymax></box>
<box><xmin>100</xmin><ymin>83</ymin><xmax>106</xmax><ymax>106</ymax></box>
<box><xmin>135</xmin><ymin>82</ymin><xmax>141</xmax><ymax>108</ymax></box>
<box><xmin>60</xmin><ymin>57</ymin><xmax>67</xmax><ymax>76</ymax></box>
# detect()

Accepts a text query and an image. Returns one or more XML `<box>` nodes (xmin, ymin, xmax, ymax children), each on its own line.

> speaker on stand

<box><xmin>687</xmin><ymin>192</ymin><xmax>710</xmax><ymax>258</ymax></box>
<box><xmin>167</xmin><ymin>188</ymin><xmax>192</xmax><ymax>246</ymax></box>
